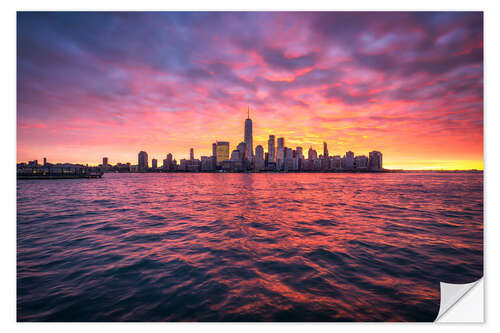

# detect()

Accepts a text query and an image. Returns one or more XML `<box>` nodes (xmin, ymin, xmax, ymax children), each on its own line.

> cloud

<box><xmin>17</xmin><ymin>12</ymin><xmax>483</xmax><ymax>168</ymax></box>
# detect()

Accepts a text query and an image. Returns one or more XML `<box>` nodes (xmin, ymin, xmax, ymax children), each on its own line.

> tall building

<box><xmin>323</xmin><ymin>142</ymin><xmax>329</xmax><ymax>157</ymax></box>
<box><xmin>268</xmin><ymin>135</ymin><xmax>276</xmax><ymax>162</ymax></box>
<box><xmin>152</xmin><ymin>158</ymin><xmax>158</xmax><ymax>169</ymax></box>
<box><xmin>212</xmin><ymin>143</ymin><xmax>217</xmax><ymax>158</ymax></box>
<box><xmin>43</xmin><ymin>157</ymin><xmax>47</xmax><ymax>166</ymax></box>
<box><xmin>276</xmin><ymin>138</ymin><xmax>285</xmax><ymax>170</ymax></box>
<box><xmin>244</xmin><ymin>107</ymin><xmax>253</xmax><ymax>159</ymax></box>
<box><xmin>277</xmin><ymin>137</ymin><xmax>285</xmax><ymax>159</ymax></box>
<box><xmin>369</xmin><ymin>151</ymin><xmax>383</xmax><ymax>170</ymax></box>
<box><xmin>190</xmin><ymin>148</ymin><xmax>194</xmax><ymax>161</ymax></box>
<box><xmin>138</xmin><ymin>151</ymin><xmax>148</xmax><ymax>172</ymax></box>
<box><xmin>102</xmin><ymin>157</ymin><xmax>108</xmax><ymax>169</ymax></box>
<box><xmin>216</xmin><ymin>141</ymin><xmax>230</xmax><ymax>166</ymax></box>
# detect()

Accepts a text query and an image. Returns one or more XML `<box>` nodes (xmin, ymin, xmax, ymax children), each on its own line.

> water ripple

<box><xmin>17</xmin><ymin>172</ymin><xmax>483</xmax><ymax>321</ymax></box>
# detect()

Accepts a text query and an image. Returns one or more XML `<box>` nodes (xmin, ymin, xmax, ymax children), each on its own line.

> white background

<box><xmin>2</xmin><ymin>0</ymin><xmax>498</xmax><ymax>332</ymax></box>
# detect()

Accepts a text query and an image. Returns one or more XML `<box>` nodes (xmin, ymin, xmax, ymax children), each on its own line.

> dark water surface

<box><xmin>17</xmin><ymin>172</ymin><xmax>483</xmax><ymax>321</ymax></box>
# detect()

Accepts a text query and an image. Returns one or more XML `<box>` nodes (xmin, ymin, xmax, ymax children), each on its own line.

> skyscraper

<box><xmin>212</xmin><ymin>143</ymin><xmax>217</xmax><ymax>158</ymax></box>
<box><xmin>152</xmin><ymin>158</ymin><xmax>158</xmax><ymax>169</ymax></box>
<box><xmin>244</xmin><ymin>107</ymin><xmax>253</xmax><ymax>159</ymax></box>
<box><xmin>190</xmin><ymin>148</ymin><xmax>194</xmax><ymax>161</ymax></box>
<box><xmin>268</xmin><ymin>135</ymin><xmax>276</xmax><ymax>162</ymax></box>
<box><xmin>277</xmin><ymin>137</ymin><xmax>285</xmax><ymax>168</ymax></box>
<box><xmin>216</xmin><ymin>141</ymin><xmax>230</xmax><ymax>166</ymax></box>
<box><xmin>138</xmin><ymin>151</ymin><xmax>148</xmax><ymax>172</ymax></box>
<box><xmin>323</xmin><ymin>142</ymin><xmax>329</xmax><ymax>157</ymax></box>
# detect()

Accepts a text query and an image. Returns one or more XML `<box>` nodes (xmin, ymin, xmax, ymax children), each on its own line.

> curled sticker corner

<box><xmin>435</xmin><ymin>278</ymin><xmax>483</xmax><ymax>322</ymax></box>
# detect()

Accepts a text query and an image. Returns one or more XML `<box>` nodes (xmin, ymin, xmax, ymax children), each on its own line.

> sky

<box><xmin>17</xmin><ymin>12</ymin><xmax>483</xmax><ymax>170</ymax></box>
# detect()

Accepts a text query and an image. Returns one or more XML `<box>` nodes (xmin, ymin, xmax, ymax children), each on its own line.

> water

<box><xmin>17</xmin><ymin>172</ymin><xmax>483</xmax><ymax>322</ymax></box>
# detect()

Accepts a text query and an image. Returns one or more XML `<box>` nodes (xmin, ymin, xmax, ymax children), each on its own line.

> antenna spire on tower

<box><xmin>247</xmin><ymin>105</ymin><xmax>250</xmax><ymax>119</ymax></box>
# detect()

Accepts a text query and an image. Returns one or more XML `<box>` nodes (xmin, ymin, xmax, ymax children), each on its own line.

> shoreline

<box><xmin>17</xmin><ymin>169</ymin><xmax>483</xmax><ymax>179</ymax></box>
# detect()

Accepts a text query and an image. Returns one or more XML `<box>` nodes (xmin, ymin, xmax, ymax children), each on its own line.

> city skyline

<box><xmin>17</xmin><ymin>12</ymin><xmax>483</xmax><ymax>170</ymax></box>
<box><xmin>18</xmin><ymin>109</ymin><xmax>386</xmax><ymax>173</ymax></box>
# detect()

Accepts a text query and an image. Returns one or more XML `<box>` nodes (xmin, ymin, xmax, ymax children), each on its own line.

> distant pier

<box><xmin>17</xmin><ymin>164</ymin><xmax>103</xmax><ymax>180</ymax></box>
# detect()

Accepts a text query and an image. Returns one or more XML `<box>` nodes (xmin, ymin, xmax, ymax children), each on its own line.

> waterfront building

<box><xmin>254</xmin><ymin>145</ymin><xmax>265</xmax><ymax>171</ymax></box>
<box><xmin>313</xmin><ymin>158</ymin><xmax>321</xmax><ymax>170</ymax></box>
<box><xmin>103</xmin><ymin>157</ymin><xmax>108</xmax><ymax>168</ymax></box>
<box><xmin>179</xmin><ymin>158</ymin><xmax>200</xmax><ymax>172</ymax></box>
<box><xmin>355</xmin><ymin>155</ymin><xmax>369</xmax><ymax>169</ymax></box>
<box><xmin>296</xmin><ymin>147</ymin><xmax>303</xmax><ymax>159</ymax></box>
<box><xmin>138</xmin><ymin>151</ymin><xmax>148</xmax><ymax>172</ymax></box>
<box><xmin>308</xmin><ymin>147</ymin><xmax>318</xmax><ymax>160</ymax></box>
<box><xmin>323</xmin><ymin>142</ymin><xmax>329</xmax><ymax>157</ymax></box>
<box><xmin>43</xmin><ymin>157</ymin><xmax>47</xmax><ymax>166</ymax></box>
<box><xmin>244</xmin><ymin>107</ymin><xmax>253</xmax><ymax>160</ymax></box>
<box><xmin>115</xmin><ymin>162</ymin><xmax>131</xmax><ymax>173</ymax></box>
<box><xmin>152</xmin><ymin>158</ymin><xmax>158</xmax><ymax>169</ymax></box>
<box><xmin>283</xmin><ymin>147</ymin><xmax>294</xmax><ymax>172</ymax></box>
<box><xmin>179</xmin><ymin>159</ymin><xmax>188</xmax><ymax>171</ymax></box>
<box><xmin>166</xmin><ymin>153</ymin><xmax>174</xmax><ymax>170</ymax></box>
<box><xmin>268</xmin><ymin>135</ymin><xmax>276</xmax><ymax>163</ymax></box>
<box><xmin>190</xmin><ymin>148</ymin><xmax>194</xmax><ymax>161</ymax></box>
<box><xmin>216</xmin><ymin>141</ymin><xmax>230</xmax><ymax>166</ymax></box>
<box><xmin>369</xmin><ymin>151</ymin><xmax>383</xmax><ymax>170</ymax></box>
<box><xmin>237</xmin><ymin>142</ymin><xmax>247</xmax><ymax>160</ymax></box>
<box><xmin>201</xmin><ymin>156</ymin><xmax>213</xmax><ymax>171</ymax></box>
<box><xmin>212</xmin><ymin>143</ymin><xmax>217</xmax><ymax>158</ymax></box>
<box><xmin>320</xmin><ymin>156</ymin><xmax>329</xmax><ymax>171</ymax></box>
<box><xmin>342</xmin><ymin>151</ymin><xmax>355</xmax><ymax>170</ymax></box>
<box><xmin>230</xmin><ymin>150</ymin><xmax>241</xmax><ymax>161</ymax></box>
<box><xmin>228</xmin><ymin>149</ymin><xmax>243</xmax><ymax>171</ymax></box>
<box><xmin>332</xmin><ymin>155</ymin><xmax>342</xmax><ymax>169</ymax></box>
<box><xmin>189</xmin><ymin>159</ymin><xmax>201</xmax><ymax>172</ymax></box>
<box><xmin>255</xmin><ymin>145</ymin><xmax>264</xmax><ymax>160</ymax></box>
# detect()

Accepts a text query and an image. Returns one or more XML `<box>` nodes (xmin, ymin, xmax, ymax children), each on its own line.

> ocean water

<box><xmin>17</xmin><ymin>172</ymin><xmax>483</xmax><ymax>322</ymax></box>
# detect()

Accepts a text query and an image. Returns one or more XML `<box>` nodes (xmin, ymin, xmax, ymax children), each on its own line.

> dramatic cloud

<box><xmin>17</xmin><ymin>12</ymin><xmax>483</xmax><ymax>169</ymax></box>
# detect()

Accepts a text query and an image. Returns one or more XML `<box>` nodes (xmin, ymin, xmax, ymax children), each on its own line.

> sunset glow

<box><xmin>17</xmin><ymin>12</ymin><xmax>483</xmax><ymax>169</ymax></box>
